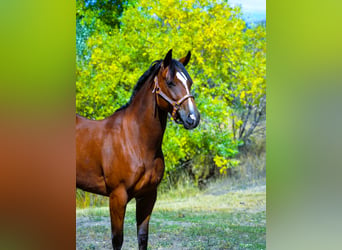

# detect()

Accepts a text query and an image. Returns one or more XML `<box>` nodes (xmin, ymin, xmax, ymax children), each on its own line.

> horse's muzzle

<box><xmin>180</xmin><ymin>111</ymin><xmax>200</xmax><ymax>130</ymax></box>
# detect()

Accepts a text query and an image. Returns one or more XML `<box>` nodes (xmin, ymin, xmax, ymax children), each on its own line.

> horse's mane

<box><xmin>115</xmin><ymin>58</ymin><xmax>189</xmax><ymax>112</ymax></box>
<box><xmin>115</xmin><ymin>60</ymin><xmax>162</xmax><ymax>112</ymax></box>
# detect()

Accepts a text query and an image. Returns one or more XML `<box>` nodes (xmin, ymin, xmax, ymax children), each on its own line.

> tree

<box><xmin>76</xmin><ymin>0</ymin><xmax>266</xmax><ymax>183</ymax></box>
<box><xmin>76</xmin><ymin>0</ymin><xmax>132</xmax><ymax>28</ymax></box>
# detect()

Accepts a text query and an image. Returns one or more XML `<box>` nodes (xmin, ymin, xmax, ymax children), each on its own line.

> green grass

<box><xmin>76</xmin><ymin>180</ymin><xmax>266</xmax><ymax>249</ymax></box>
<box><xmin>76</xmin><ymin>134</ymin><xmax>266</xmax><ymax>249</ymax></box>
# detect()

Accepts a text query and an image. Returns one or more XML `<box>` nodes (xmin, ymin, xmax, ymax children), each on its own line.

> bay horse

<box><xmin>76</xmin><ymin>49</ymin><xmax>200</xmax><ymax>249</ymax></box>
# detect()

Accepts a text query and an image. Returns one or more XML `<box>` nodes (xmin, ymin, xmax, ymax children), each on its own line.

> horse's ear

<box><xmin>179</xmin><ymin>51</ymin><xmax>191</xmax><ymax>67</ymax></box>
<box><xmin>163</xmin><ymin>49</ymin><xmax>172</xmax><ymax>68</ymax></box>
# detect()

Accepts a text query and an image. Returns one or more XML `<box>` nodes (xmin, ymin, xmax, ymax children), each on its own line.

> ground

<box><xmin>76</xmin><ymin>180</ymin><xmax>266</xmax><ymax>250</ymax></box>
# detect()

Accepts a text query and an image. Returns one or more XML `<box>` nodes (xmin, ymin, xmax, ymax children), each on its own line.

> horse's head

<box><xmin>153</xmin><ymin>49</ymin><xmax>200</xmax><ymax>130</ymax></box>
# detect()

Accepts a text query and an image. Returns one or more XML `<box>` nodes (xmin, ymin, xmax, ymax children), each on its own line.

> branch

<box><xmin>238</xmin><ymin>109</ymin><xmax>245</xmax><ymax>137</ymax></box>
<box><xmin>243</xmin><ymin>96</ymin><xmax>266</xmax><ymax>140</ymax></box>
<box><xmin>232</xmin><ymin>115</ymin><xmax>236</xmax><ymax>141</ymax></box>
<box><xmin>239</xmin><ymin>105</ymin><xmax>252</xmax><ymax>139</ymax></box>
<box><xmin>244</xmin><ymin>109</ymin><xmax>261</xmax><ymax>140</ymax></box>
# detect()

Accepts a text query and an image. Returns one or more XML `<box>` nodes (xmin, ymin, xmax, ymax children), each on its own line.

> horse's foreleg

<box><xmin>109</xmin><ymin>187</ymin><xmax>127</xmax><ymax>250</ymax></box>
<box><xmin>135</xmin><ymin>189</ymin><xmax>157</xmax><ymax>250</ymax></box>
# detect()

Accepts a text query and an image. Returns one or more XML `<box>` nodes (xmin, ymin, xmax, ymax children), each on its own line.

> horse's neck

<box><xmin>126</xmin><ymin>79</ymin><xmax>168</xmax><ymax>146</ymax></box>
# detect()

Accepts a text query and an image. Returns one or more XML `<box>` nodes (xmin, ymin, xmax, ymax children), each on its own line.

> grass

<box><xmin>76</xmin><ymin>180</ymin><xmax>265</xmax><ymax>249</ymax></box>
<box><xmin>76</xmin><ymin>134</ymin><xmax>266</xmax><ymax>249</ymax></box>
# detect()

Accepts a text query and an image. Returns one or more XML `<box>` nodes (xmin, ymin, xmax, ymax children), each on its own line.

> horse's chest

<box><xmin>133</xmin><ymin>158</ymin><xmax>164</xmax><ymax>194</ymax></box>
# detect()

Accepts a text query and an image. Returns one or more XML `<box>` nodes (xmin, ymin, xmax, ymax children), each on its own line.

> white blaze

<box><xmin>176</xmin><ymin>72</ymin><xmax>189</xmax><ymax>94</ymax></box>
<box><xmin>176</xmin><ymin>71</ymin><xmax>195</xmax><ymax>115</ymax></box>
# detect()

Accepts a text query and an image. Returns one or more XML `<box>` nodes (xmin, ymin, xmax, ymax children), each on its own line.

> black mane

<box><xmin>115</xmin><ymin>58</ymin><xmax>190</xmax><ymax>112</ymax></box>
<box><xmin>115</xmin><ymin>60</ymin><xmax>162</xmax><ymax>112</ymax></box>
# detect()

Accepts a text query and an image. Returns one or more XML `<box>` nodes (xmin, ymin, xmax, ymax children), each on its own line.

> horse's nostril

<box><xmin>186</xmin><ymin>114</ymin><xmax>195</xmax><ymax>125</ymax></box>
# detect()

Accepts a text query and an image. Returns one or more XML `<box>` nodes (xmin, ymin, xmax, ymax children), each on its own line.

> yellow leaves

<box><xmin>120</xmin><ymin>55</ymin><xmax>130</xmax><ymax>64</ymax></box>
<box><xmin>108</xmin><ymin>64</ymin><xmax>119</xmax><ymax>76</ymax></box>
<box><xmin>240</xmin><ymin>91</ymin><xmax>249</xmax><ymax>106</ymax></box>
<box><xmin>240</xmin><ymin>91</ymin><xmax>246</xmax><ymax>100</ymax></box>
<box><xmin>214</xmin><ymin>155</ymin><xmax>229</xmax><ymax>168</ymax></box>
<box><xmin>235</xmin><ymin>119</ymin><xmax>243</xmax><ymax>127</ymax></box>
<box><xmin>213</xmin><ymin>156</ymin><xmax>240</xmax><ymax>174</ymax></box>
<box><xmin>197</xmin><ymin>56</ymin><xmax>204</xmax><ymax>65</ymax></box>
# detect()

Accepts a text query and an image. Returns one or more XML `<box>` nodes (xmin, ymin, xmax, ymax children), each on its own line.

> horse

<box><xmin>76</xmin><ymin>49</ymin><xmax>200</xmax><ymax>249</ymax></box>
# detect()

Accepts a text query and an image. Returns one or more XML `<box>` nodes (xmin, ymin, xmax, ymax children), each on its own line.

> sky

<box><xmin>228</xmin><ymin>0</ymin><xmax>266</xmax><ymax>23</ymax></box>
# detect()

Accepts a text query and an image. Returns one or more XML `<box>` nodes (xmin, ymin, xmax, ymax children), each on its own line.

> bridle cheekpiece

<box><xmin>152</xmin><ymin>76</ymin><xmax>194</xmax><ymax>122</ymax></box>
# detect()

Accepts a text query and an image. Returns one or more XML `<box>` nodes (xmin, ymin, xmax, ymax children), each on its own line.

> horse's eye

<box><xmin>166</xmin><ymin>81</ymin><xmax>176</xmax><ymax>87</ymax></box>
<box><xmin>167</xmin><ymin>80</ymin><xmax>175</xmax><ymax>87</ymax></box>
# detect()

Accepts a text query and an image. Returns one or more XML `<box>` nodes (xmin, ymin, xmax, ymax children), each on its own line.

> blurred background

<box><xmin>3</xmin><ymin>0</ymin><xmax>341</xmax><ymax>249</ymax></box>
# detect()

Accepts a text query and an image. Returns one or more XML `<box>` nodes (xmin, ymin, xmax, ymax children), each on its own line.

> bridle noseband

<box><xmin>152</xmin><ymin>76</ymin><xmax>194</xmax><ymax>122</ymax></box>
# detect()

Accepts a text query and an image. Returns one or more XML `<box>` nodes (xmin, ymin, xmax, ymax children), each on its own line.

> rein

<box><xmin>152</xmin><ymin>76</ymin><xmax>194</xmax><ymax>122</ymax></box>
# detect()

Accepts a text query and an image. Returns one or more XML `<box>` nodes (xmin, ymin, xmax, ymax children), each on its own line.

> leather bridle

<box><xmin>152</xmin><ymin>76</ymin><xmax>194</xmax><ymax>122</ymax></box>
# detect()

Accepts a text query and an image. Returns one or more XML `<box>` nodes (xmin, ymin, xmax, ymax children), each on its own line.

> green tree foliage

<box><xmin>76</xmin><ymin>0</ymin><xmax>132</xmax><ymax>28</ymax></box>
<box><xmin>76</xmin><ymin>0</ymin><xmax>266</xmax><ymax>184</ymax></box>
